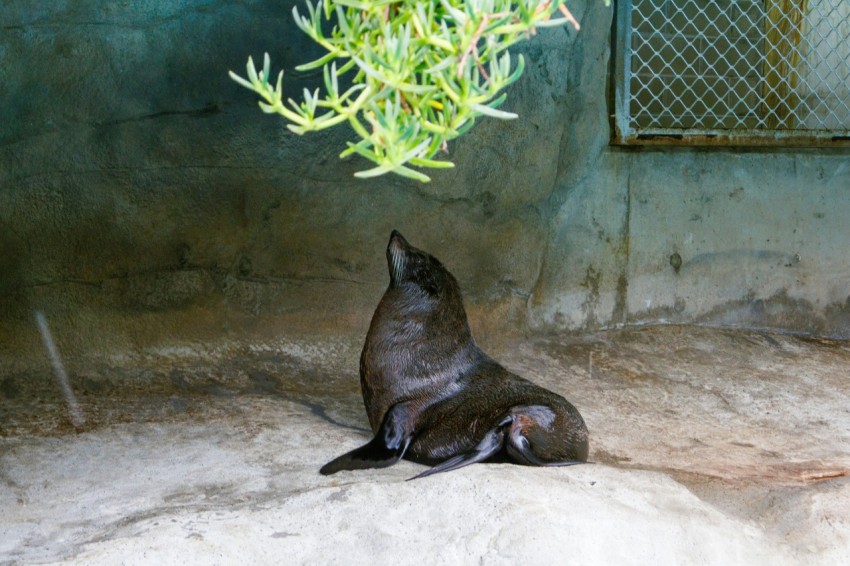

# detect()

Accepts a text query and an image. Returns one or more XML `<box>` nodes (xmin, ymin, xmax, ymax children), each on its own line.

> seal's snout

<box><xmin>388</xmin><ymin>230</ymin><xmax>409</xmax><ymax>248</ymax></box>
<box><xmin>387</xmin><ymin>230</ymin><xmax>409</xmax><ymax>257</ymax></box>
<box><xmin>387</xmin><ymin>230</ymin><xmax>409</xmax><ymax>283</ymax></box>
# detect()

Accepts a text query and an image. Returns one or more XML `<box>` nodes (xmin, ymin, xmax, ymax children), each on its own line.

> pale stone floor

<box><xmin>2</xmin><ymin>326</ymin><xmax>849</xmax><ymax>565</ymax></box>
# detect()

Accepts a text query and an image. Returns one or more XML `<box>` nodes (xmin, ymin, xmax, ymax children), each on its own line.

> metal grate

<box><xmin>614</xmin><ymin>0</ymin><xmax>850</xmax><ymax>145</ymax></box>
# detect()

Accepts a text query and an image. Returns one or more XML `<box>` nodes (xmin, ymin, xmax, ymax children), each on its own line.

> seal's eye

<box><xmin>413</xmin><ymin>258</ymin><xmax>441</xmax><ymax>296</ymax></box>
<box><xmin>404</xmin><ymin>254</ymin><xmax>424</xmax><ymax>276</ymax></box>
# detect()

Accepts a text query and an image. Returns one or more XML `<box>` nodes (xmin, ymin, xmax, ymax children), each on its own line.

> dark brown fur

<box><xmin>321</xmin><ymin>231</ymin><xmax>588</xmax><ymax>478</ymax></box>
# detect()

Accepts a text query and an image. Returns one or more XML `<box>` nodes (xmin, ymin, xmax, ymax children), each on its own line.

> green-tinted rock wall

<box><xmin>2</xmin><ymin>1</ymin><xmax>849</xmax><ymax>370</ymax></box>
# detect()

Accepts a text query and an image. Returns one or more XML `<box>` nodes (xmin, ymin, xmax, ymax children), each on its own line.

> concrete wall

<box><xmin>2</xmin><ymin>1</ymin><xmax>849</xmax><ymax>370</ymax></box>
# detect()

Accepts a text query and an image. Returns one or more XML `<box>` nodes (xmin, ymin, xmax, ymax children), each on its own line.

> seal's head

<box><xmin>386</xmin><ymin>230</ymin><xmax>458</xmax><ymax>299</ymax></box>
<box><xmin>506</xmin><ymin>406</ymin><xmax>590</xmax><ymax>464</ymax></box>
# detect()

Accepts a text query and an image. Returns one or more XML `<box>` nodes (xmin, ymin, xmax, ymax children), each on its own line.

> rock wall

<box><xmin>2</xmin><ymin>1</ymin><xmax>849</xmax><ymax>369</ymax></box>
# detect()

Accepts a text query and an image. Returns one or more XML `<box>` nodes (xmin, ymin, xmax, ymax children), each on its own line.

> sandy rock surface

<box><xmin>2</xmin><ymin>326</ymin><xmax>849</xmax><ymax>564</ymax></box>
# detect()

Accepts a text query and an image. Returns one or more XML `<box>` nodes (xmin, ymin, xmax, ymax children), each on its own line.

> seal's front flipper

<box><xmin>409</xmin><ymin>426</ymin><xmax>507</xmax><ymax>480</ymax></box>
<box><xmin>320</xmin><ymin>403</ymin><xmax>413</xmax><ymax>475</ymax></box>
<box><xmin>319</xmin><ymin>435</ymin><xmax>410</xmax><ymax>475</ymax></box>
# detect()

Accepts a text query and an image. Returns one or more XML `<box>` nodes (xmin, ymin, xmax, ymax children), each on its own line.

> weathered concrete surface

<box><xmin>623</xmin><ymin>151</ymin><xmax>850</xmax><ymax>334</ymax></box>
<box><xmin>2</xmin><ymin>326</ymin><xmax>849</xmax><ymax>564</ymax></box>
<box><xmin>0</xmin><ymin>0</ymin><xmax>563</xmax><ymax>368</ymax></box>
<box><xmin>2</xmin><ymin>1</ymin><xmax>849</xmax><ymax>374</ymax></box>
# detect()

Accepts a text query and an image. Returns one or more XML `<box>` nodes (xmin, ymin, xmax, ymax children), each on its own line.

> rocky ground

<box><xmin>2</xmin><ymin>325</ymin><xmax>849</xmax><ymax>565</ymax></box>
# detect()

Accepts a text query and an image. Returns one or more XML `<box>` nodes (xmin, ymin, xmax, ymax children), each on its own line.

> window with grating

<box><xmin>613</xmin><ymin>0</ymin><xmax>850</xmax><ymax>145</ymax></box>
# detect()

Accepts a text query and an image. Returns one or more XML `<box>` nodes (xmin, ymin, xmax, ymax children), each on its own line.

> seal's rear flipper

<box><xmin>320</xmin><ymin>403</ymin><xmax>413</xmax><ymax>475</ymax></box>
<box><xmin>409</xmin><ymin>426</ymin><xmax>506</xmax><ymax>480</ymax></box>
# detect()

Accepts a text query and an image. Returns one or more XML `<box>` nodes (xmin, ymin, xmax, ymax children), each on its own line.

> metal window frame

<box><xmin>612</xmin><ymin>0</ymin><xmax>850</xmax><ymax>147</ymax></box>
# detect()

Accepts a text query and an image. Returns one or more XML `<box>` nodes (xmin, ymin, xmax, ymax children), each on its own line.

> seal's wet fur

<box><xmin>320</xmin><ymin>231</ymin><xmax>589</xmax><ymax>479</ymax></box>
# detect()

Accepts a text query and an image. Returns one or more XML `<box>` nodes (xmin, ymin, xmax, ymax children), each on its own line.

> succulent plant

<box><xmin>230</xmin><ymin>0</ymin><xmax>608</xmax><ymax>182</ymax></box>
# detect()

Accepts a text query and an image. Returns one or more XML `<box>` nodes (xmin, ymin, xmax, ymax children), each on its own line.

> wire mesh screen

<box><xmin>614</xmin><ymin>0</ymin><xmax>850</xmax><ymax>144</ymax></box>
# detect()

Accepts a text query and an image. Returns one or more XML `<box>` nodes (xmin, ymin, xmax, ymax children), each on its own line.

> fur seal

<box><xmin>320</xmin><ymin>231</ymin><xmax>589</xmax><ymax>479</ymax></box>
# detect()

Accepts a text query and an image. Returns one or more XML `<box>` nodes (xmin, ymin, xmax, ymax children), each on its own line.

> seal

<box><xmin>320</xmin><ymin>231</ymin><xmax>589</xmax><ymax>479</ymax></box>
